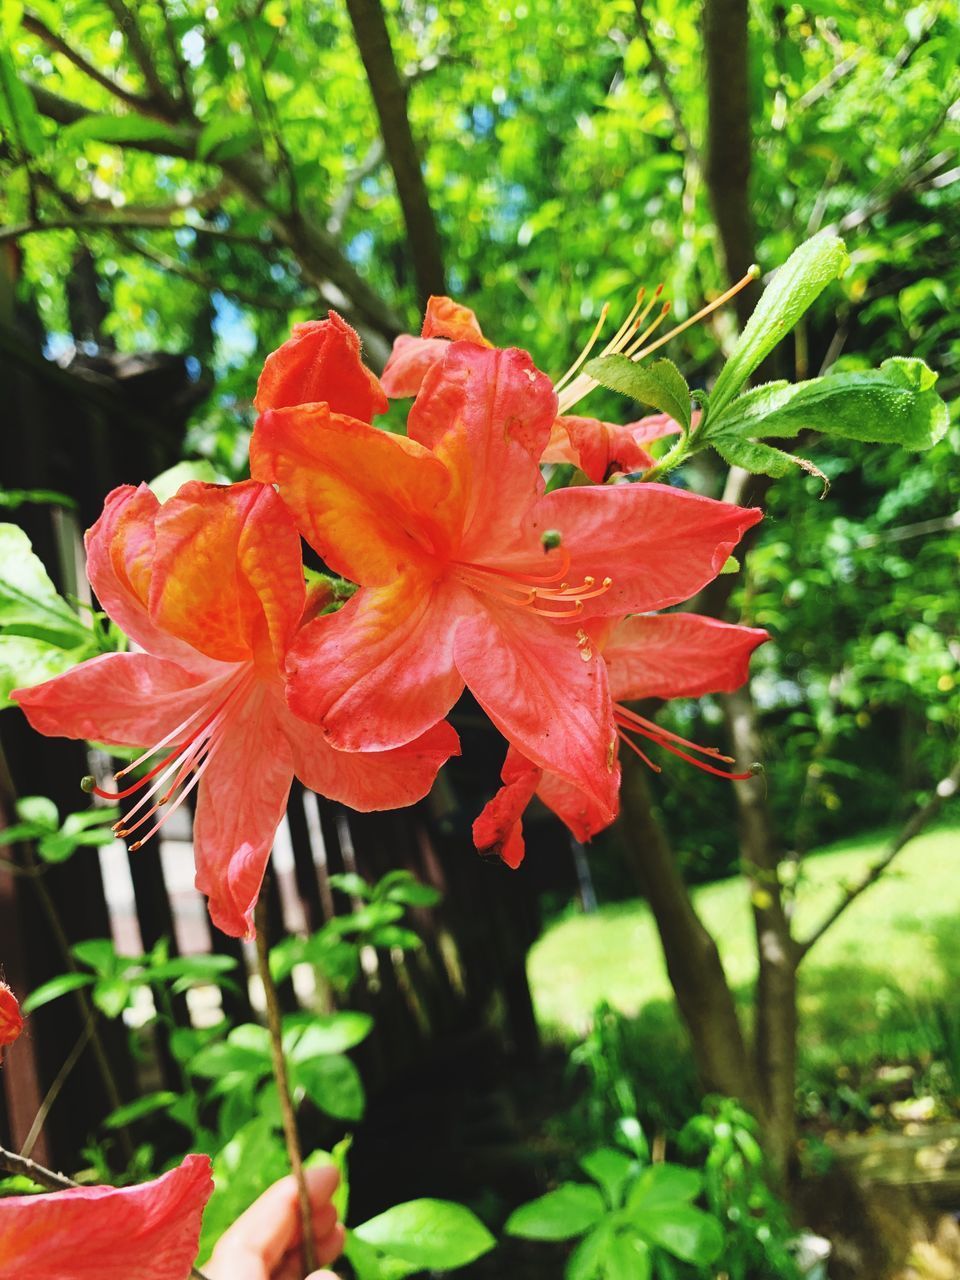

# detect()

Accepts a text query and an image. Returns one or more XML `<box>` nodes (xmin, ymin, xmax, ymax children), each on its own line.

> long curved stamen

<box><xmin>84</xmin><ymin>669</ymin><xmax>254</xmax><ymax>851</ymax></box>
<box><xmin>455</xmin><ymin>559</ymin><xmax>613</xmax><ymax>618</ymax></box>
<box><xmin>614</xmin><ymin>703</ymin><xmax>758</xmax><ymax>781</ymax></box>
<box><xmin>553</xmin><ymin>303</ymin><xmax>609</xmax><ymax>393</ymax></box>
<box><xmin>556</xmin><ymin>269</ymin><xmax>758</xmax><ymax>415</ymax></box>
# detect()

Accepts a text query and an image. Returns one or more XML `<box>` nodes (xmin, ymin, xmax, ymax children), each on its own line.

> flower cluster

<box><xmin>14</xmin><ymin>299</ymin><xmax>765</xmax><ymax>939</ymax></box>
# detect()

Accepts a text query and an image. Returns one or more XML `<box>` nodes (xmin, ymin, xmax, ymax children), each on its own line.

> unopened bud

<box><xmin>541</xmin><ymin>529</ymin><xmax>562</xmax><ymax>551</ymax></box>
<box><xmin>80</xmin><ymin>775</ymin><xmax>96</xmax><ymax>793</ymax></box>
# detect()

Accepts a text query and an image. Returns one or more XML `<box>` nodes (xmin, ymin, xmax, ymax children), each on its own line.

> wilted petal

<box><xmin>0</xmin><ymin>1154</ymin><xmax>213</xmax><ymax>1280</ymax></box>
<box><xmin>472</xmin><ymin>748</ymin><xmax>542</xmax><ymax>869</ymax></box>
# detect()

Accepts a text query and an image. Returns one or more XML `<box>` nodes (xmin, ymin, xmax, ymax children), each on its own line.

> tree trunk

<box><xmin>619</xmin><ymin>755</ymin><xmax>763</xmax><ymax>1116</ymax></box>
<box><xmin>724</xmin><ymin>684</ymin><xmax>798</xmax><ymax>1184</ymax></box>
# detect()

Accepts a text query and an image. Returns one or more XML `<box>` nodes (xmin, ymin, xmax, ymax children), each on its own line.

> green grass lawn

<box><xmin>529</xmin><ymin>824</ymin><xmax>960</xmax><ymax>1069</ymax></box>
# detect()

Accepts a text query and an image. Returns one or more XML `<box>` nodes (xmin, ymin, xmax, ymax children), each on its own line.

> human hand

<box><xmin>205</xmin><ymin>1165</ymin><xmax>345</xmax><ymax>1280</ymax></box>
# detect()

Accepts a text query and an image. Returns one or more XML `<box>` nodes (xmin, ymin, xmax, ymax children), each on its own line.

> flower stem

<box><xmin>253</xmin><ymin>894</ymin><xmax>317</xmax><ymax>1277</ymax></box>
<box><xmin>19</xmin><ymin>1008</ymin><xmax>97</xmax><ymax>1159</ymax></box>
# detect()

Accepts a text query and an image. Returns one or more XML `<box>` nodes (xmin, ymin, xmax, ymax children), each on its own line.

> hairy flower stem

<box><xmin>0</xmin><ymin>1145</ymin><xmax>211</xmax><ymax>1280</ymax></box>
<box><xmin>253</xmin><ymin>894</ymin><xmax>317</xmax><ymax>1276</ymax></box>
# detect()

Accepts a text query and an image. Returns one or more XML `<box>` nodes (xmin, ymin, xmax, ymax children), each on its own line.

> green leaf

<box><xmin>196</xmin><ymin>115</ymin><xmax>259</xmax><ymax>161</ymax></box>
<box><xmin>565</xmin><ymin>1223</ymin><xmax>613</xmax><ymax>1280</ymax></box>
<box><xmin>709</xmin><ymin>232</ymin><xmax>847</xmax><ymax>419</ymax></box>
<box><xmin>295</xmin><ymin>1053</ymin><xmax>366</xmax><ymax>1121</ymax></box>
<box><xmin>145</xmin><ymin>954</ymin><xmax>238</xmax><ymax>984</ymax></box>
<box><xmin>707</xmin><ymin>358</ymin><xmax>949</xmax><ymax>451</ymax></box>
<box><xmin>710</xmin><ymin>433</ymin><xmax>828</xmax><ymax>486</ymax></box>
<box><xmin>506</xmin><ymin>1183</ymin><xmax>606</xmax><ymax>1241</ymax></box>
<box><xmin>631</xmin><ymin>1204</ymin><xmax>723</xmax><ymax>1266</ymax></box>
<box><xmin>36</xmin><ymin>833</ymin><xmax>81</xmax><ymax>863</ymax></box>
<box><xmin>286</xmin><ymin>1011</ymin><xmax>374</xmax><ymax>1059</ymax></box>
<box><xmin>92</xmin><ymin>977</ymin><xmax>132</xmax><ymax>1018</ymax></box>
<box><xmin>354</xmin><ymin>1199</ymin><xmax>496</xmax><ymax>1269</ymax></box>
<box><xmin>60</xmin><ymin>808</ymin><xmax>120</xmax><ymax>836</ymax></box>
<box><xmin>104</xmin><ymin>1090</ymin><xmax>179</xmax><ymax>1129</ymax></box>
<box><xmin>15</xmin><ymin>796</ymin><xmax>58</xmax><ymax>830</ymax></box>
<box><xmin>21</xmin><ymin>972</ymin><xmax>95</xmax><ymax>1012</ymax></box>
<box><xmin>375</xmin><ymin>870</ymin><xmax>442</xmax><ymax>908</ymax></box>
<box><xmin>197</xmin><ymin>1118</ymin><xmax>289</xmax><ymax>1263</ymax></box>
<box><xmin>626</xmin><ymin>1164</ymin><xmax>703</xmax><ymax>1214</ymax></box>
<box><xmin>580</xmin><ymin>1148</ymin><xmax>635</xmax><ymax>1209</ymax></box>
<box><xmin>369</xmin><ymin>926</ymin><xmax>422</xmax><ymax>950</ymax></box>
<box><xmin>604</xmin><ymin>1234</ymin><xmax>651</xmax><ymax>1280</ymax></box>
<box><xmin>327</xmin><ymin>872</ymin><xmax>374</xmax><ymax>899</ymax></box>
<box><xmin>343</xmin><ymin>1231</ymin><xmax>419</xmax><ymax>1280</ymax></box>
<box><xmin>71</xmin><ymin>939</ymin><xmax>120</xmax><ymax>977</ymax></box>
<box><xmin>0</xmin><ymin>525</ymin><xmax>87</xmax><ymax>644</ymax></box>
<box><xmin>0</xmin><ymin>636</ymin><xmax>88</xmax><ymax>706</ymax></box>
<box><xmin>148</xmin><ymin>459</ymin><xmax>220</xmax><ymax>503</ymax></box>
<box><xmin>583</xmin><ymin>356</ymin><xmax>692</xmax><ymax>432</ymax></box>
<box><xmin>0</xmin><ymin>46</ymin><xmax>45</xmax><ymax>156</ymax></box>
<box><xmin>60</xmin><ymin>114</ymin><xmax>194</xmax><ymax>150</ymax></box>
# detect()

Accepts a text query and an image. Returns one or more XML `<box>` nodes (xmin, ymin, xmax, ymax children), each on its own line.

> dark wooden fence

<box><xmin>0</xmin><ymin>273</ymin><xmax>574</xmax><ymax>1175</ymax></box>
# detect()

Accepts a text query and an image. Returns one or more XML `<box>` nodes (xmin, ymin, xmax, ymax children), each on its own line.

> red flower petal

<box><xmin>527</xmin><ymin>482</ymin><xmax>763</xmax><ymax>618</ymax></box>
<box><xmin>420</xmin><ymin>296</ymin><xmax>487</xmax><ymax>343</ymax></box>
<box><xmin>381</xmin><ymin>334</ymin><xmax>450</xmax><ymax>398</ymax></box>
<box><xmin>604</xmin><ymin>613</ymin><xmax>769</xmax><ymax>702</ymax></box>
<box><xmin>193</xmin><ymin>689</ymin><xmax>295</xmax><ymax>939</ymax></box>
<box><xmin>472</xmin><ymin>747</ymin><xmax>542</xmax><ymax>869</ymax></box>
<box><xmin>283</xmin><ymin>710</ymin><xmax>460</xmax><ymax>811</ymax></box>
<box><xmin>251</xmin><ymin>404</ymin><xmax>453</xmax><ymax>585</ymax></box>
<box><xmin>150</xmin><ymin>481</ymin><xmax>305</xmax><ymax>669</ymax></box>
<box><xmin>0</xmin><ymin>982</ymin><xmax>23</xmax><ymax>1051</ymax></box>
<box><xmin>12</xmin><ymin>653</ymin><xmax>228</xmax><ymax>748</ymax></box>
<box><xmin>285</xmin><ymin>577</ymin><xmax>468</xmax><ymax>751</ymax></box>
<box><xmin>454</xmin><ymin>603</ymin><xmax>620</xmax><ymax>820</ymax></box>
<box><xmin>254</xmin><ymin>312</ymin><xmax>387</xmax><ymax>421</ymax></box>
<box><xmin>0</xmin><ymin>1154</ymin><xmax>213</xmax><ymax>1280</ymax></box>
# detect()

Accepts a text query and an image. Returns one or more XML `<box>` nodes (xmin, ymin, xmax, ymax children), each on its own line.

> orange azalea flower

<box><xmin>474</xmin><ymin>613</ymin><xmax>768</xmax><ymax>867</ymax></box>
<box><xmin>380</xmin><ymin>295</ymin><xmax>716</xmax><ymax>481</ymax></box>
<box><xmin>0</xmin><ymin>1154</ymin><xmax>213</xmax><ymax>1280</ymax></box>
<box><xmin>251</xmin><ymin>318</ymin><xmax>760</xmax><ymax>818</ymax></box>
<box><xmin>0</xmin><ymin>981</ymin><xmax>23</xmax><ymax>1057</ymax></box>
<box><xmin>14</xmin><ymin>481</ymin><xmax>457</xmax><ymax>939</ymax></box>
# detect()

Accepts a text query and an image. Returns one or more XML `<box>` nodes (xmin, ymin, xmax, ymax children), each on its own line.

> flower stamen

<box><xmin>614</xmin><ymin>702</ymin><xmax>757</xmax><ymax>780</ymax></box>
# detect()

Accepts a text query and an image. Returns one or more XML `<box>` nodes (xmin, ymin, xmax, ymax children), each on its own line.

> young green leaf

<box><xmin>632</xmin><ymin>1204</ymin><xmax>723</xmax><ymax>1266</ymax></box>
<box><xmin>583</xmin><ymin>356</ymin><xmax>692</xmax><ymax>432</ymax></box>
<box><xmin>710</xmin><ymin>434</ymin><xmax>829</xmax><ymax>488</ymax></box>
<box><xmin>295</xmin><ymin>1053</ymin><xmax>366</xmax><ymax>1121</ymax></box>
<box><xmin>21</xmin><ymin>972</ymin><xmax>96</xmax><ymax>1013</ymax></box>
<box><xmin>706</xmin><ymin>358</ymin><xmax>948</xmax><ymax>450</ymax></box>
<box><xmin>353</xmin><ymin>1199</ymin><xmax>496</xmax><ymax>1269</ymax></box>
<box><xmin>580</xmin><ymin>1147</ymin><xmax>636</xmax><ymax>1209</ymax></box>
<box><xmin>709</xmin><ymin>232</ymin><xmax>847</xmax><ymax>419</ymax></box>
<box><xmin>104</xmin><ymin>1090</ymin><xmax>179</xmax><ymax>1130</ymax></box>
<box><xmin>505</xmin><ymin>1183</ymin><xmax>606</xmax><ymax>1241</ymax></box>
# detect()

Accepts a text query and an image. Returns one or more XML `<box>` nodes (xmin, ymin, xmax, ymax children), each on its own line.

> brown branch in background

<box><xmin>253</xmin><ymin>894</ymin><xmax>317</xmax><ymax>1277</ymax></box>
<box><xmin>21</xmin><ymin>11</ymin><xmax>163</xmax><ymax>118</ymax></box>
<box><xmin>328</xmin><ymin>137</ymin><xmax>385</xmax><ymax>236</ymax></box>
<box><xmin>0</xmin><ymin>1145</ymin><xmax>212</xmax><ymax>1280</ymax></box>
<box><xmin>797</xmin><ymin>758</ymin><xmax>960</xmax><ymax>960</ymax></box>
<box><xmin>158</xmin><ymin>0</ymin><xmax>194</xmax><ymax>111</ymax></box>
<box><xmin>632</xmin><ymin>0</ymin><xmax>698</xmax><ymax>160</ymax></box>
<box><xmin>702</xmin><ymin>0</ymin><xmax>762</xmax><ymax>333</ymax></box>
<box><xmin>344</xmin><ymin>0</ymin><xmax>446</xmax><ymax>308</ymax></box>
<box><xmin>0</xmin><ymin>214</ymin><xmax>269</xmax><ymax>246</ymax></box>
<box><xmin>101</xmin><ymin>0</ymin><xmax>182</xmax><ymax>116</ymax></box>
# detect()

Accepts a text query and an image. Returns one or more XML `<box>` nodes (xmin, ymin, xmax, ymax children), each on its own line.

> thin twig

<box><xmin>632</xmin><ymin>0</ymin><xmax>697</xmax><ymax>159</ymax></box>
<box><xmin>253</xmin><ymin>895</ymin><xmax>317</xmax><ymax>1276</ymax></box>
<box><xmin>19</xmin><ymin>1011</ymin><xmax>97</xmax><ymax>1159</ymax></box>
<box><xmin>797</xmin><ymin>758</ymin><xmax>960</xmax><ymax>960</ymax></box>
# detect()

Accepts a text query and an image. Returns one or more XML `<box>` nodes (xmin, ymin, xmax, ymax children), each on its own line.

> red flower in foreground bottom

<box><xmin>0</xmin><ymin>981</ymin><xmax>22</xmax><ymax>1056</ymax></box>
<box><xmin>13</xmin><ymin>481</ymin><xmax>457</xmax><ymax>939</ymax></box>
<box><xmin>474</xmin><ymin>613</ymin><xmax>769</xmax><ymax>867</ymax></box>
<box><xmin>0</xmin><ymin>1154</ymin><xmax>213</xmax><ymax>1280</ymax></box>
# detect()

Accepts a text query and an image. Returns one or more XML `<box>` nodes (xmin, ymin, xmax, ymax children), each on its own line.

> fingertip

<box><xmin>314</xmin><ymin>1221</ymin><xmax>346</xmax><ymax>1267</ymax></box>
<box><xmin>303</xmin><ymin>1162</ymin><xmax>340</xmax><ymax>1206</ymax></box>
